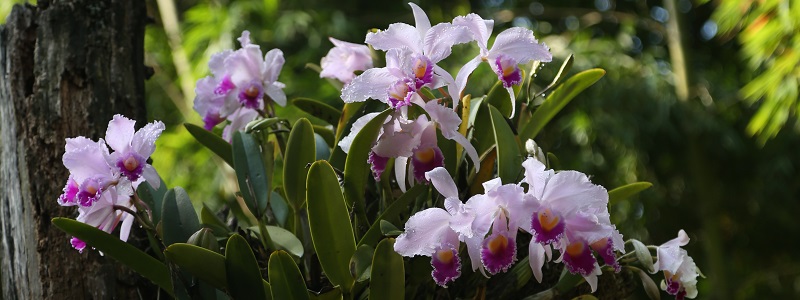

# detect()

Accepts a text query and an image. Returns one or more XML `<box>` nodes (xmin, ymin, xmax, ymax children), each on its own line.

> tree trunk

<box><xmin>0</xmin><ymin>0</ymin><xmax>153</xmax><ymax>298</ymax></box>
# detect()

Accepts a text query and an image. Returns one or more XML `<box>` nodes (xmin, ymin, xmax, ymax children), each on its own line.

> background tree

<box><xmin>0</xmin><ymin>0</ymin><xmax>155</xmax><ymax>298</ymax></box>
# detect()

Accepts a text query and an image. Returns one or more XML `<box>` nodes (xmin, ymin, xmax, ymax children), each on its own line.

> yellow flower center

<box><xmin>436</xmin><ymin>249</ymin><xmax>454</xmax><ymax>264</ymax></box>
<box><xmin>537</xmin><ymin>209</ymin><xmax>560</xmax><ymax>232</ymax></box>
<box><xmin>124</xmin><ymin>156</ymin><xmax>139</xmax><ymax>171</ymax></box>
<box><xmin>414</xmin><ymin>58</ymin><xmax>428</xmax><ymax>79</ymax></box>
<box><xmin>244</xmin><ymin>86</ymin><xmax>260</xmax><ymax>99</ymax></box>
<box><xmin>487</xmin><ymin>235</ymin><xmax>509</xmax><ymax>254</ymax></box>
<box><xmin>566</xmin><ymin>241</ymin><xmax>585</xmax><ymax>257</ymax></box>
<box><xmin>414</xmin><ymin>147</ymin><xmax>436</xmax><ymax>163</ymax></box>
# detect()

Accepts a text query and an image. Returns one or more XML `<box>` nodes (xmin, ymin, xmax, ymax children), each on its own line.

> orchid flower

<box><xmin>520</xmin><ymin>157</ymin><xmax>623</xmax><ymax>292</ymax></box>
<box><xmin>103</xmin><ymin>115</ymin><xmax>164</xmax><ymax>189</ymax></box>
<box><xmin>61</xmin><ymin>137</ymin><xmax>117</xmax><ymax>207</ymax></box>
<box><xmin>342</xmin><ymin>3</ymin><xmax>474</xmax><ymax>107</ymax></box>
<box><xmin>320</xmin><ymin>37</ymin><xmax>373</xmax><ymax>84</ymax></box>
<box><xmin>394</xmin><ymin>168</ymin><xmax>474</xmax><ymax>287</ymax></box>
<box><xmin>338</xmin><ymin>100</ymin><xmax>479</xmax><ymax>190</ymax></box>
<box><xmin>453</xmin><ymin>14</ymin><xmax>552</xmax><ymax>117</ymax></box>
<box><xmin>193</xmin><ymin>31</ymin><xmax>286</xmax><ymax>140</ymax></box>
<box><xmin>71</xmin><ymin>186</ymin><xmax>136</xmax><ymax>253</ymax></box>
<box><xmin>653</xmin><ymin>230</ymin><xmax>700</xmax><ymax>300</ymax></box>
<box><xmin>458</xmin><ymin>178</ymin><xmax>529</xmax><ymax>276</ymax></box>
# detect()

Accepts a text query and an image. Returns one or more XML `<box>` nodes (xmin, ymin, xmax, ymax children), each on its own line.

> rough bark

<box><xmin>1</xmin><ymin>0</ymin><xmax>152</xmax><ymax>298</ymax></box>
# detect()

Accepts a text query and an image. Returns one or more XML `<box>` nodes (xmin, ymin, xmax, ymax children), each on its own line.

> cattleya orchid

<box><xmin>521</xmin><ymin>157</ymin><xmax>624</xmax><ymax>291</ymax></box>
<box><xmin>453</xmin><ymin>14</ymin><xmax>552</xmax><ymax>117</ymax></box>
<box><xmin>58</xmin><ymin>115</ymin><xmax>164</xmax><ymax>252</ymax></box>
<box><xmin>653</xmin><ymin>230</ymin><xmax>700</xmax><ymax>300</ymax></box>
<box><xmin>320</xmin><ymin>37</ymin><xmax>373</xmax><ymax>84</ymax></box>
<box><xmin>193</xmin><ymin>31</ymin><xmax>286</xmax><ymax>141</ymax></box>
<box><xmin>342</xmin><ymin>3</ymin><xmax>474</xmax><ymax>107</ymax></box>
<box><xmin>338</xmin><ymin>99</ymin><xmax>478</xmax><ymax>188</ymax></box>
<box><xmin>395</xmin><ymin>167</ymin><xmax>481</xmax><ymax>287</ymax></box>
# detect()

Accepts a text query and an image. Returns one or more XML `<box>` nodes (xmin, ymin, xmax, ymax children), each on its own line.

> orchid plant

<box><xmin>53</xmin><ymin>3</ymin><xmax>704</xmax><ymax>300</ymax></box>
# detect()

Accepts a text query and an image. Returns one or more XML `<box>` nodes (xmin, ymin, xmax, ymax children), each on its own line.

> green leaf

<box><xmin>531</xmin><ymin>54</ymin><xmax>574</xmax><ymax>100</ymax></box>
<box><xmin>164</xmin><ymin>243</ymin><xmax>227</xmax><ymax>290</ymax></box>
<box><xmin>313</xmin><ymin>125</ymin><xmax>336</xmax><ymax>147</ymax></box>
<box><xmin>249</xmin><ymin>225</ymin><xmax>304</xmax><ymax>258</ymax></box>
<box><xmin>488</xmin><ymin>104</ymin><xmax>523</xmax><ymax>184</ymax></box>
<box><xmin>306</xmin><ymin>160</ymin><xmax>357</xmax><ymax>290</ymax></box>
<box><xmin>185</xmin><ymin>123</ymin><xmax>234</xmax><ymax>167</ymax></box>
<box><xmin>293</xmin><ymin>98</ymin><xmax>342</xmax><ymax>127</ymax></box>
<box><xmin>232</xmin><ymin>131</ymin><xmax>271</xmax><ymax>217</ymax></box>
<box><xmin>343</xmin><ymin>108</ymin><xmax>393</xmax><ymax>226</ymax></box>
<box><xmin>379</xmin><ymin>220</ymin><xmax>401</xmax><ymax>237</ymax></box>
<box><xmin>245</xmin><ymin>117</ymin><xmax>281</xmax><ymax>133</ymax></box>
<box><xmin>200</xmin><ymin>204</ymin><xmax>230</xmax><ymax>237</ymax></box>
<box><xmin>309</xmin><ymin>288</ymin><xmax>343</xmax><ymax>300</ymax></box>
<box><xmin>52</xmin><ymin>218</ymin><xmax>173</xmax><ymax>295</ymax></box>
<box><xmin>608</xmin><ymin>182</ymin><xmax>653</xmax><ymax>205</ymax></box>
<box><xmin>631</xmin><ymin>239</ymin><xmax>655</xmax><ymax>273</ymax></box>
<box><xmin>314</xmin><ymin>133</ymin><xmax>332</xmax><ymax>161</ymax></box>
<box><xmin>284</xmin><ymin>118</ymin><xmax>316</xmax><ymax>210</ymax></box>
<box><xmin>369</xmin><ymin>238</ymin><xmax>404</xmax><ymax>300</ymax></box>
<box><xmin>571</xmin><ymin>295</ymin><xmax>599</xmax><ymax>300</ymax></box>
<box><xmin>330</xmin><ymin>102</ymin><xmax>366</xmax><ymax>169</ymax></box>
<box><xmin>546</xmin><ymin>152</ymin><xmax>560</xmax><ymax>170</ymax></box>
<box><xmin>358</xmin><ymin>184</ymin><xmax>426</xmax><ymax>248</ymax></box>
<box><xmin>136</xmin><ymin>177</ymin><xmax>167</xmax><ymax>226</ymax></box>
<box><xmin>162</xmin><ymin>187</ymin><xmax>202</xmax><ymax>246</ymax></box>
<box><xmin>350</xmin><ymin>244</ymin><xmax>375</xmax><ymax>282</ymax></box>
<box><xmin>629</xmin><ymin>266</ymin><xmax>661</xmax><ymax>300</ymax></box>
<box><xmin>269</xmin><ymin>191</ymin><xmax>290</xmax><ymax>227</ymax></box>
<box><xmin>519</xmin><ymin>69</ymin><xmax>605</xmax><ymax>141</ymax></box>
<box><xmin>226</xmin><ymin>234</ymin><xmax>268</xmax><ymax>300</ymax></box>
<box><xmin>268</xmin><ymin>251</ymin><xmax>310</xmax><ymax>300</ymax></box>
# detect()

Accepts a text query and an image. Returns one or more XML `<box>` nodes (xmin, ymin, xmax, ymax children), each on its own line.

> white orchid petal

<box><xmin>488</xmin><ymin>27</ymin><xmax>552</xmax><ymax>64</ymax></box>
<box><xmin>365</xmin><ymin>23</ymin><xmax>422</xmax><ymax>53</ymax></box>
<box><xmin>425</xmin><ymin>167</ymin><xmax>458</xmax><ymax>199</ymax></box>
<box><xmin>341</xmin><ymin>68</ymin><xmax>396</xmax><ymax>104</ymax></box>
<box><xmin>424</xmin><ymin>23</ymin><xmax>474</xmax><ymax>63</ymax></box>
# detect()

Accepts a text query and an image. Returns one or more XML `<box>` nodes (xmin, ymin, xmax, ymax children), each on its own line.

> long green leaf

<box><xmin>519</xmin><ymin>69</ymin><xmax>605</xmax><ymax>141</ymax></box>
<box><xmin>369</xmin><ymin>238</ymin><xmax>404</xmax><ymax>300</ymax></box>
<box><xmin>330</xmin><ymin>102</ymin><xmax>366</xmax><ymax>169</ymax></box>
<box><xmin>284</xmin><ymin>118</ymin><xmax>316</xmax><ymax>210</ymax></box>
<box><xmin>162</xmin><ymin>187</ymin><xmax>201</xmax><ymax>246</ymax></box>
<box><xmin>293</xmin><ymin>98</ymin><xmax>342</xmax><ymax>127</ymax></box>
<box><xmin>232</xmin><ymin>131</ymin><xmax>270</xmax><ymax>217</ymax></box>
<box><xmin>488</xmin><ymin>105</ymin><xmax>523</xmax><ymax>184</ymax></box>
<box><xmin>357</xmin><ymin>184</ymin><xmax>426</xmax><ymax>248</ymax></box>
<box><xmin>185</xmin><ymin>123</ymin><xmax>234</xmax><ymax>166</ymax></box>
<box><xmin>608</xmin><ymin>182</ymin><xmax>653</xmax><ymax>205</ymax></box>
<box><xmin>249</xmin><ymin>225</ymin><xmax>304</xmax><ymax>258</ymax></box>
<box><xmin>225</xmin><ymin>234</ymin><xmax>268</xmax><ymax>300</ymax></box>
<box><xmin>306</xmin><ymin>160</ymin><xmax>356</xmax><ymax>290</ymax></box>
<box><xmin>268</xmin><ymin>251</ymin><xmax>310</xmax><ymax>300</ymax></box>
<box><xmin>485</xmin><ymin>74</ymin><xmax>523</xmax><ymax>118</ymax></box>
<box><xmin>200</xmin><ymin>204</ymin><xmax>230</xmax><ymax>237</ymax></box>
<box><xmin>343</xmin><ymin>109</ymin><xmax>393</xmax><ymax>227</ymax></box>
<box><xmin>52</xmin><ymin>218</ymin><xmax>173</xmax><ymax>295</ymax></box>
<box><xmin>164</xmin><ymin>243</ymin><xmax>227</xmax><ymax>290</ymax></box>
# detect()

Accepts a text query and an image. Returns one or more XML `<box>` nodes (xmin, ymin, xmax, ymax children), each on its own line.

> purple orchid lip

<box><xmin>58</xmin><ymin>177</ymin><xmax>80</xmax><ymax>206</ymax></box>
<box><xmin>412</xmin><ymin>55</ymin><xmax>434</xmax><ymax>88</ymax></box>
<box><xmin>562</xmin><ymin>240</ymin><xmax>597</xmax><ymax>276</ymax></box>
<box><xmin>411</xmin><ymin>146</ymin><xmax>444</xmax><ymax>183</ymax></box>
<box><xmin>387</xmin><ymin>79</ymin><xmax>415</xmax><ymax>108</ymax></box>
<box><xmin>530</xmin><ymin>208</ymin><xmax>565</xmax><ymax>244</ymax></box>
<box><xmin>238</xmin><ymin>81</ymin><xmax>264</xmax><ymax>109</ymax></box>
<box><xmin>481</xmin><ymin>231</ymin><xmax>517</xmax><ymax>275</ymax></box>
<box><xmin>77</xmin><ymin>177</ymin><xmax>107</xmax><ymax>207</ymax></box>
<box><xmin>117</xmin><ymin>151</ymin><xmax>146</xmax><ymax>182</ymax></box>
<box><xmin>368</xmin><ymin>151</ymin><xmax>390</xmax><ymax>180</ymax></box>
<box><xmin>431</xmin><ymin>247</ymin><xmax>461</xmax><ymax>287</ymax></box>
<box><xmin>591</xmin><ymin>238</ymin><xmax>620</xmax><ymax>272</ymax></box>
<box><xmin>214</xmin><ymin>75</ymin><xmax>236</xmax><ymax>95</ymax></box>
<box><xmin>70</xmin><ymin>237</ymin><xmax>86</xmax><ymax>253</ymax></box>
<box><xmin>494</xmin><ymin>55</ymin><xmax>522</xmax><ymax>88</ymax></box>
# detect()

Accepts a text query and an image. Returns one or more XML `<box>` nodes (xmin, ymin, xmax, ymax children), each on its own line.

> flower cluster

<box><xmin>58</xmin><ymin>115</ymin><xmax>164</xmax><ymax>252</ymax></box>
<box><xmin>328</xmin><ymin>3</ymin><xmax>550</xmax><ymax>187</ymax></box>
<box><xmin>654</xmin><ymin>230</ymin><xmax>701</xmax><ymax>299</ymax></box>
<box><xmin>394</xmin><ymin>156</ymin><xmax>624</xmax><ymax>291</ymax></box>
<box><xmin>193</xmin><ymin>31</ymin><xmax>286</xmax><ymax>141</ymax></box>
